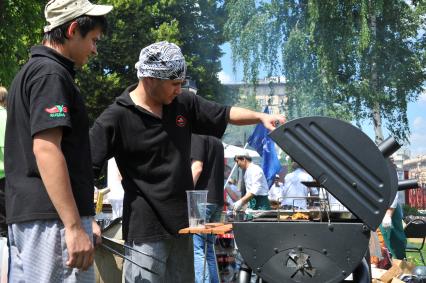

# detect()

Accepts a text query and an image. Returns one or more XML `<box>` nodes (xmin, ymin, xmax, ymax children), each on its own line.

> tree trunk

<box><xmin>373</xmin><ymin>102</ymin><xmax>384</xmax><ymax>144</ymax></box>
<box><xmin>369</xmin><ymin>0</ymin><xmax>384</xmax><ymax>145</ymax></box>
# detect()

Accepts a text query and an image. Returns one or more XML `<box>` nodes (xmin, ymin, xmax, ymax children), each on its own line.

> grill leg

<box><xmin>237</xmin><ymin>262</ymin><xmax>252</xmax><ymax>283</ymax></box>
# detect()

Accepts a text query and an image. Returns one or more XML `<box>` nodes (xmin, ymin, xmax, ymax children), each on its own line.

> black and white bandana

<box><xmin>135</xmin><ymin>41</ymin><xmax>186</xmax><ymax>80</ymax></box>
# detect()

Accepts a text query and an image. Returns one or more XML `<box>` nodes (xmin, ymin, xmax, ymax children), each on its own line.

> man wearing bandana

<box><xmin>90</xmin><ymin>41</ymin><xmax>285</xmax><ymax>283</ymax></box>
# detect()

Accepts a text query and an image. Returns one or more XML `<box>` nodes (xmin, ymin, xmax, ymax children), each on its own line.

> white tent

<box><xmin>222</xmin><ymin>143</ymin><xmax>260</xmax><ymax>159</ymax></box>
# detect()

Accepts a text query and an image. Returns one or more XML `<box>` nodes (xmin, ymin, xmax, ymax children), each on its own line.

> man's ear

<box><xmin>66</xmin><ymin>21</ymin><xmax>79</xmax><ymax>38</ymax></box>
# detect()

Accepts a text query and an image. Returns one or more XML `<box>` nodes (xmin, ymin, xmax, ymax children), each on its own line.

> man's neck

<box><xmin>243</xmin><ymin>161</ymin><xmax>252</xmax><ymax>170</ymax></box>
<box><xmin>130</xmin><ymin>81</ymin><xmax>163</xmax><ymax>117</ymax></box>
<box><xmin>44</xmin><ymin>41</ymin><xmax>70</xmax><ymax>60</ymax></box>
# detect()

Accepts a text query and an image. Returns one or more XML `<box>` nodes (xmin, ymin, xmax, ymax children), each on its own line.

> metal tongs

<box><xmin>100</xmin><ymin>235</ymin><xmax>165</xmax><ymax>275</ymax></box>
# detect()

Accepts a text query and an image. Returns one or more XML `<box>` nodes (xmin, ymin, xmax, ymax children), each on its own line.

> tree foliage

<box><xmin>0</xmin><ymin>0</ymin><xmax>44</xmax><ymax>87</ymax></box>
<box><xmin>224</xmin><ymin>0</ymin><xmax>426</xmax><ymax>143</ymax></box>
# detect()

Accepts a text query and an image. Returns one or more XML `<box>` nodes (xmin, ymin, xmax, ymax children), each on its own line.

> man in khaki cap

<box><xmin>5</xmin><ymin>0</ymin><xmax>112</xmax><ymax>282</ymax></box>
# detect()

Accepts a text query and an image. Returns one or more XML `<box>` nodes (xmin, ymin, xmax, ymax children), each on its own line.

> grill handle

<box><xmin>398</xmin><ymin>179</ymin><xmax>419</xmax><ymax>191</ymax></box>
<box><xmin>378</xmin><ymin>136</ymin><xmax>401</xmax><ymax>158</ymax></box>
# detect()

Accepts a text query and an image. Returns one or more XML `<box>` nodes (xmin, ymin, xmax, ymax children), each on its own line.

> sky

<box><xmin>218</xmin><ymin>43</ymin><xmax>426</xmax><ymax>158</ymax></box>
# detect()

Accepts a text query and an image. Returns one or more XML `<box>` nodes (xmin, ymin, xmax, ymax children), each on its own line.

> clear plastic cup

<box><xmin>186</xmin><ymin>190</ymin><xmax>208</xmax><ymax>227</ymax></box>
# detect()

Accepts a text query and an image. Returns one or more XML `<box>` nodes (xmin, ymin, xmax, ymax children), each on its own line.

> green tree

<box><xmin>224</xmin><ymin>0</ymin><xmax>426</xmax><ymax>143</ymax></box>
<box><xmin>0</xmin><ymin>0</ymin><xmax>44</xmax><ymax>87</ymax></box>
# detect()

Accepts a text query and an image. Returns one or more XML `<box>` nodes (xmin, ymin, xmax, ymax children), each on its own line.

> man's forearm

<box><xmin>34</xmin><ymin>133</ymin><xmax>82</xmax><ymax>229</ymax></box>
<box><xmin>34</xmin><ymin>126</ymin><xmax>94</xmax><ymax>271</ymax></box>
<box><xmin>191</xmin><ymin>160</ymin><xmax>203</xmax><ymax>186</ymax></box>
<box><xmin>229</xmin><ymin>107</ymin><xmax>264</xmax><ymax>125</ymax></box>
<box><xmin>240</xmin><ymin>192</ymin><xmax>254</xmax><ymax>205</ymax></box>
<box><xmin>385</xmin><ymin>208</ymin><xmax>395</xmax><ymax>217</ymax></box>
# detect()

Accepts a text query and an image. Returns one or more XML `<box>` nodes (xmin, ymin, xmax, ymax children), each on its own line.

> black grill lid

<box><xmin>269</xmin><ymin>116</ymin><xmax>397</xmax><ymax>230</ymax></box>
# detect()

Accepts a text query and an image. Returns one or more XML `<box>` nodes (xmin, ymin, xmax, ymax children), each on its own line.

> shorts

<box><xmin>8</xmin><ymin>217</ymin><xmax>94</xmax><ymax>283</ymax></box>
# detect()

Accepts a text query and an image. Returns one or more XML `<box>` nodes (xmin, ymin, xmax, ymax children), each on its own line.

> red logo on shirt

<box><xmin>45</xmin><ymin>105</ymin><xmax>68</xmax><ymax>114</ymax></box>
<box><xmin>176</xmin><ymin>115</ymin><xmax>187</xmax><ymax>127</ymax></box>
<box><xmin>45</xmin><ymin>105</ymin><xmax>68</xmax><ymax>118</ymax></box>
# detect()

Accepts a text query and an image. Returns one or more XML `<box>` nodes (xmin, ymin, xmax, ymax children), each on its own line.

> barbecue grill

<box><xmin>232</xmin><ymin>116</ymin><xmax>417</xmax><ymax>283</ymax></box>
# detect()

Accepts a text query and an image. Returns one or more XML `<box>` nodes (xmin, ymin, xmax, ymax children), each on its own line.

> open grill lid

<box><xmin>269</xmin><ymin>116</ymin><xmax>398</xmax><ymax>230</ymax></box>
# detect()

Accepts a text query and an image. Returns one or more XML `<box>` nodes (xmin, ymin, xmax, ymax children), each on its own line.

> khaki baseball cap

<box><xmin>44</xmin><ymin>0</ymin><xmax>113</xmax><ymax>32</ymax></box>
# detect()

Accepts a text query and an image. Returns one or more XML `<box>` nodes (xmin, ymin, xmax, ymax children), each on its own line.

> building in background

<box><xmin>391</xmin><ymin>148</ymin><xmax>411</xmax><ymax>205</ymax></box>
<box><xmin>224</xmin><ymin>77</ymin><xmax>287</xmax><ymax>116</ymax></box>
<box><xmin>403</xmin><ymin>154</ymin><xmax>426</xmax><ymax>210</ymax></box>
<box><xmin>403</xmin><ymin>155</ymin><xmax>426</xmax><ymax>188</ymax></box>
<box><xmin>393</xmin><ymin>147</ymin><xmax>411</xmax><ymax>173</ymax></box>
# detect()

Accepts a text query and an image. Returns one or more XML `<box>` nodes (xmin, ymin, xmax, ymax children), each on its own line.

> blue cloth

<box><xmin>194</xmin><ymin>203</ymin><xmax>222</xmax><ymax>283</ymax></box>
<box><xmin>247</xmin><ymin>106</ymin><xmax>281</xmax><ymax>187</ymax></box>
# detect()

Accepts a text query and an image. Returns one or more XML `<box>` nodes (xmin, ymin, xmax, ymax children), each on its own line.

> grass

<box><xmin>405</xmin><ymin>239</ymin><xmax>426</xmax><ymax>266</ymax></box>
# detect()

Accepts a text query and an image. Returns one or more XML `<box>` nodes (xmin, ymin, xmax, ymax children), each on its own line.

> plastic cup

<box><xmin>186</xmin><ymin>190</ymin><xmax>208</xmax><ymax>228</ymax></box>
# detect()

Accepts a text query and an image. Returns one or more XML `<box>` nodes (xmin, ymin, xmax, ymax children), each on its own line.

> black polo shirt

<box><xmin>5</xmin><ymin>46</ymin><xmax>95</xmax><ymax>224</ymax></box>
<box><xmin>90</xmin><ymin>84</ymin><xmax>230</xmax><ymax>242</ymax></box>
<box><xmin>191</xmin><ymin>135</ymin><xmax>225</xmax><ymax>206</ymax></box>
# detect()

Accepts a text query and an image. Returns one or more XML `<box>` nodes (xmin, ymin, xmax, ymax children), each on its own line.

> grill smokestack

<box><xmin>378</xmin><ymin>136</ymin><xmax>401</xmax><ymax>158</ymax></box>
<box><xmin>398</xmin><ymin>179</ymin><xmax>419</xmax><ymax>191</ymax></box>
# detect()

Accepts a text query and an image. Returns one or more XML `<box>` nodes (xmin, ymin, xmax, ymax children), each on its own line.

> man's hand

<box><xmin>260</xmin><ymin>113</ymin><xmax>286</xmax><ymax>131</ymax></box>
<box><xmin>233</xmin><ymin>199</ymin><xmax>244</xmax><ymax>212</ymax></box>
<box><xmin>65</xmin><ymin>225</ymin><xmax>94</xmax><ymax>271</ymax></box>
<box><xmin>382</xmin><ymin>214</ymin><xmax>392</xmax><ymax>229</ymax></box>
<box><xmin>92</xmin><ymin>220</ymin><xmax>102</xmax><ymax>246</ymax></box>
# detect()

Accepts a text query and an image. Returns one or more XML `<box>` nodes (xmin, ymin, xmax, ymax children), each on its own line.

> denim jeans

<box><xmin>193</xmin><ymin>203</ymin><xmax>223</xmax><ymax>283</ymax></box>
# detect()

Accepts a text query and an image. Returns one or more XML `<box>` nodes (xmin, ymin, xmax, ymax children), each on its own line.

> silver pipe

<box><xmin>100</xmin><ymin>243</ymin><xmax>159</xmax><ymax>275</ymax></box>
<box><xmin>102</xmin><ymin>236</ymin><xmax>166</xmax><ymax>264</ymax></box>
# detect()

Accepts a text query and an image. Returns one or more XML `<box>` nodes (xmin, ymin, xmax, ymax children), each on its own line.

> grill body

<box><xmin>233</xmin><ymin>117</ymin><xmax>402</xmax><ymax>282</ymax></box>
<box><xmin>233</xmin><ymin>222</ymin><xmax>370</xmax><ymax>283</ymax></box>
